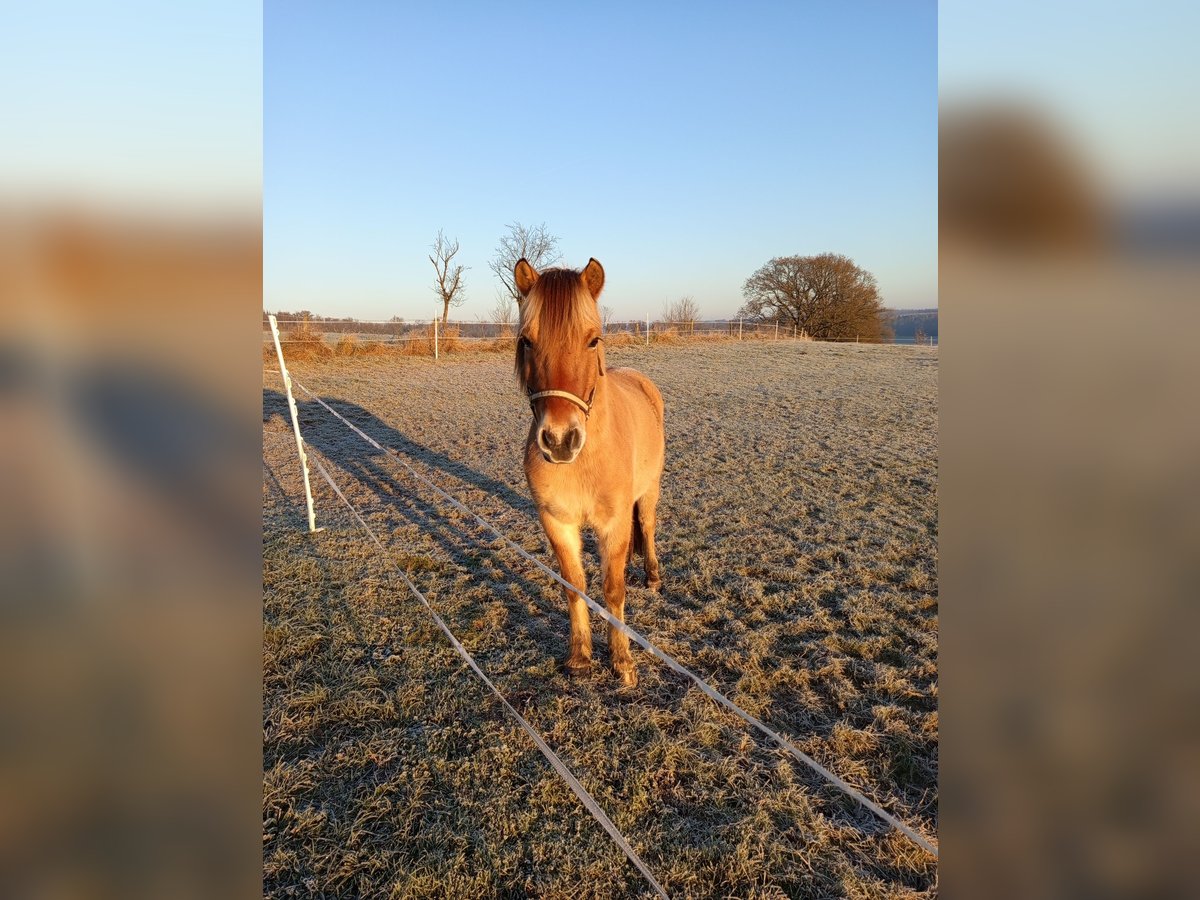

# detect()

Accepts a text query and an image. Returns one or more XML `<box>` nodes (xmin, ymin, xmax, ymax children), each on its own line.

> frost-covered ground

<box><xmin>263</xmin><ymin>340</ymin><xmax>938</xmax><ymax>898</ymax></box>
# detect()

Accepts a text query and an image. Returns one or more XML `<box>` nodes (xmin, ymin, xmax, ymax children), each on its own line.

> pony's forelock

<box><xmin>515</xmin><ymin>267</ymin><xmax>601</xmax><ymax>393</ymax></box>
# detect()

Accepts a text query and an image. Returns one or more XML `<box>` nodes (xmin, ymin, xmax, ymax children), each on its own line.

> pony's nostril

<box><xmin>567</xmin><ymin>428</ymin><xmax>582</xmax><ymax>451</ymax></box>
<box><xmin>540</xmin><ymin>428</ymin><xmax>557</xmax><ymax>449</ymax></box>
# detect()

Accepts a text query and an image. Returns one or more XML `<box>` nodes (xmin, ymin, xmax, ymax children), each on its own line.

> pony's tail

<box><xmin>631</xmin><ymin>501</ymin><xmax>645</xmax><ymax>559</ymax></box>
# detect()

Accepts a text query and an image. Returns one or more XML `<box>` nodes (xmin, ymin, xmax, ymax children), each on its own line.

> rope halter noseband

<box><xmin>528</xmin><ymin>387</ymin><xmax>595</xmax><ymax>418</ymax></box>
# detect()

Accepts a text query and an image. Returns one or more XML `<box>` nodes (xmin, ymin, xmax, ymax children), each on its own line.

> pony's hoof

<box><xmin>646</xmin><ymin>576</ymin><xmax>662</xmax><ymax>593</ymax></box>
<box><xmin>615</xmin><ymin>666</ymin><xmax>638</xmax><ymax>689</ymax></box>
<box><xmin>562</xmin><ymin>657</ymin><xmax>592</xmax><ymax>676</ymax></box>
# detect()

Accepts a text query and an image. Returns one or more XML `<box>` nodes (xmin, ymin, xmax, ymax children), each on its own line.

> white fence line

<box><xmin>262</xmin><ymin>318</ymin><xmax>937</xmax><ymax>347</ymax></box>
<box><xmin>286</xmin><ymin>374</ymin><xmax>939</xmax><ymax>859</ymax></box>
<box><xmin>303</xmin><ymin>447</ymin><xmax>669</xmax><ymax>898</ymax></box>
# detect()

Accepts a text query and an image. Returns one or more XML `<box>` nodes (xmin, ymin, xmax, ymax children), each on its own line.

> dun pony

<box><xmin>514</xmin><ymin>258</ymin><xmax>665</xmax><ymax>687</ymax></box>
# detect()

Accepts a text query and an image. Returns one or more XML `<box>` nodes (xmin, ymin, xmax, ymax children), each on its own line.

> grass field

<box><xmin>263</xmin><ymin>341</ymin><xmax>938</xmax><ymax>898</ymax></box>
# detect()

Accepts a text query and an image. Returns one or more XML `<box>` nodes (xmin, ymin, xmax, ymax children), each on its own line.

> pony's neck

<box><xmin>586</xmin><ymin>370</ymin><xmax>612</xmax><ymax>435</ymax></box>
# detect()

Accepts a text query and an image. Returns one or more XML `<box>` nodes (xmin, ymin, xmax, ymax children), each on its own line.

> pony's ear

<box><xmin>582</xmin><ymin>258</ymin><xmax>605</xmax><ymax>299</ymax></box>
<box><xmin>514</xmin><ymin>258</ymin><xmax>539</xmax><ymax>296</ymax></box>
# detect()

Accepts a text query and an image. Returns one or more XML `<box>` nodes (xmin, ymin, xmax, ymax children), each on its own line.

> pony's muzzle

<box><xmin>538</xmin><ymin>422</ymin><xmax>585</xmax><ymax>463</ymax></box>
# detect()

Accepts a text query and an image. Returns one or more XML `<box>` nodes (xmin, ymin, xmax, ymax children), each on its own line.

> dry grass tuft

<box><xmin>396</xmin><ymin>323</ymin><xmax>464</xmax><ymax>357</ymax></box>
<box><xmin>397</xmin><ymin>325</ymin><xmax>433</xmax><ymax>357</ymax></box>
<box><xmin>264</xmin><ymin>326</ymin><xmax>392</xmax><ymax>362</ymax></box>
<box><xmin>484</xmin><ymin>323</ymin><xmax>517</xmax><ymax>353</ymax></box>
<box><xmin>482</xmin><ymin>335</ymin><xmax>517</xmax><ymax>353</ymax></box>
<box><xmin>439</xmin><ymin>324</ymin><xmax>463</xmax><ymax>354</ymax></box>
<box><xmin>603</xmin><ymin>330</ymin><xmax>638</xmax><ymax>347</ymax></box>
<box><xmin>278</xmin><ymin>319</ymin><xmax>334</xmax><ymax>360</ymax></box>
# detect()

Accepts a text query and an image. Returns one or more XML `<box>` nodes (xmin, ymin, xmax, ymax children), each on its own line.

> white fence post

<box><xmin>775</xmin><ymin>321</ymin><xmax>779</xmax><ymax>340</ymax></box>
<box><xmin>739</xmin><ymin>317</ymin><xmax>743</xmax><ymax>340</ymax></box>
<box><xmin>434</xmin><ymin>317</ymin><xmax>439</xmax><ymax>360</ymax></box>
<box><xmin>268</xmin><ymin>314</ymin><xmax>321</xmax><ymax>533</ymax></box>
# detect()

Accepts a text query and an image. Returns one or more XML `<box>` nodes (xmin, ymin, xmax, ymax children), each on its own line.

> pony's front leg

<box><xmin>598</xmin><ymin>518</ymin><xmax>637</xmax><ymax>688</ymax></box>
<box><xmin>540</xmin><ymin>513</ymin><xmax>592</xmax><ymax>674</ymax></box>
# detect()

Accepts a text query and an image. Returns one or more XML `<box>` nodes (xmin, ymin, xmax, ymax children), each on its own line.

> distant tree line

<box><xmin>887</xmin><ymin>309</ymin><xmax>938</xmax><ymax>340</ymax></box>
<box><xmin>269</xmin><ymin>231</ymin><xmax>909</xmax><ymax>344</ymax></box>
<box><xmin>262</xmin><ymin>312</ymin><xmax>411</xmax><ymax>335</ymax></box>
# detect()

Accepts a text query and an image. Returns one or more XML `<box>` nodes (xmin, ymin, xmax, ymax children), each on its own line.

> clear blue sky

<box><xmin>2</xmin><ymin>1</ymin><xmax>259</xmax><ymax>212</ymax></box>
<box><xmin>266</xmin><ymin>1</ymin><xmax>937</xmax><ymax>320</ymax></box>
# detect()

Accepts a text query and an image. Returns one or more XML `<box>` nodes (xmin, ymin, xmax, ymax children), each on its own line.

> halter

<box><xmin>526</xmin><ymin>340</ymin><xmax>605</xmax><ymax>420</ymax></box>
<box><xmin>529</xmin><ymin>387</ymin><xmax>595</xmax><ymax>418</ymax></box>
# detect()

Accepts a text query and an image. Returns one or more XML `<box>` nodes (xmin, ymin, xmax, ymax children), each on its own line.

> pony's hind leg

<box><xmin>598</xmin><ymin>517</ymin><xmax>637</xmax><ymax>688</ymax></box>
<box><xmin>540</xmin><ymin>512</ymin><xmax>592</xmax><ymax>673</ymax></box>
<box><xmin>635</xmin><ymin>486</ymin><xmax>662</xmax><ymax>592</ymax></box>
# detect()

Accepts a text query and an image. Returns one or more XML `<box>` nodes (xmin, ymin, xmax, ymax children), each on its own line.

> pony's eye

<box><xmin>518</xmin><ymin>336</ymin><xmax>532</xmax><ymax>350</ymax></box>
<box><xmin>588</xmin><ymin>337</ymin><xmax>601</xmax><ymax>349</ymax></box>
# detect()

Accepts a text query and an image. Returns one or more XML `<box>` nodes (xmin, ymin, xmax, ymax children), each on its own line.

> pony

<box><xmin>514</xmin><ymin>257</ymin><xmax>665</xmax><ymax>688</ymax></box>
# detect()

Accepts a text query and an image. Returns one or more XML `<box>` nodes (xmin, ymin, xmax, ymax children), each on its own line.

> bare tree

<box><xmin>600</xmin><ymin>305</ymin><xmax>615</xmax><ymax>333</ymax></box>
<box><xmin>661</xmin><ymin>296</ymin><xmax>701</xmax><ymax>332</ymax></box>
<box><xmin>488</xmin><ymin>222</ymin><xmax>562</xmax><ymax>307</ymax></box>
<box><xmin>490</xmin><ymin>291</ymin><xmax>517</xmax><ymax>331</ymax></box>
<box><xmin>429</xmin><ymin>230</ymin><xmax>468</xmax><ymax>326</ymax></box>
<box><xmin>739</xmin><ymin>253</ymin><xmax>891</xmax><ymax>342</ymax></box>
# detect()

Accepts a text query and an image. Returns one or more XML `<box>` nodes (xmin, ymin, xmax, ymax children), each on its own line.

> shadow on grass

<box><xmin>263</xmin><ymin>388</ymin><xmax>533</xmax><ymax>514</ymax></box>
<box><xmin>263</xmin><ymin>388</ymin><xmax>589</xmax><ymax>674</ymax></box>
<box><xmin>262</xmin><ymin>456</ymin><xmax>305</xmax><ymax>531</ymax></box>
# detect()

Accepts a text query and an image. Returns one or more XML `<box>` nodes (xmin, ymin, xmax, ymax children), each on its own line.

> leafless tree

<box><xmin>661</xmin><ymin>296</ymin><xmax>701</xmax><ymax>332</ymax></box>
<box><xmin>429</xmin><ymin>230</ymin><xmax>468</xmax><ymax>326</ymax></box>
<box><xmin>490</xmin><ymin>291</ymin><xmax>517</xmax><ymax>331</ymax></box>
<box><xmin>488</xmin><ymin>222</ymin><xmax>562</xmax><ymax>307</ymax></box>
<box><xmin>739</xmin><ymin>253</ymin><xmax>892</xmax><ymax>342</ymax></box>
<box><xmin>600</xmin><ymin>305</ymin><xmax>615</xmax><ymax>333</ymax></box>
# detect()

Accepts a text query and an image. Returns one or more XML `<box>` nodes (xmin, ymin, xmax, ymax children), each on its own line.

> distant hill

<box><xmin>887</xmin><ymin>308</ymin><xmax>938</xmax><ymax>339</ymax></box>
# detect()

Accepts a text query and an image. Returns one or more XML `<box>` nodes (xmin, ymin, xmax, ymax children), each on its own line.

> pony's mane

<box><xmin>515</xmin><ymin>267</ymin><xmax>601</xmax><ymax>392</ymax></box>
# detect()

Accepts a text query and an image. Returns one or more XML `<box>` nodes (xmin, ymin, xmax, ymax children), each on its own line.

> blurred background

<box><xmin>1</xmin><ymin>3</ymin><xmax>261</xmax><ymax>898</ymax></box>
<box><xmin>940</xmin><ymin>1</ymin><xmax>1200</xmax><ymax>897</ymax></box>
